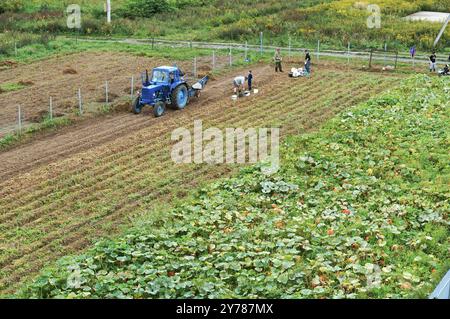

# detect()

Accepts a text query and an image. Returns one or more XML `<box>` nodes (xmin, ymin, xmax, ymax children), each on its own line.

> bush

<box><xmin>80</xmin><ymin>17</ymin><xmax>103</xmax><ymax>35</ymax></box>
<box><xmin>120</xmin><ymin>0</ymin><xmax>173</xmax><ymax>18</ymax></box>
<box><xmin>0</xmin><ymin>0</ymin><xmax>24</xmax><ymax>14</ymax></box>
<box><xmin>0</xmin><ymin>32</ymin><xmax>54</xmax><ymax>56</ymax></box>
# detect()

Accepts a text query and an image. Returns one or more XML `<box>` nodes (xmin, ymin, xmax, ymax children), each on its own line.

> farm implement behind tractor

<box><xmin>132</xmin><ymin>65</ymin><xmax>209</xmax><ymax>117</ymax></box>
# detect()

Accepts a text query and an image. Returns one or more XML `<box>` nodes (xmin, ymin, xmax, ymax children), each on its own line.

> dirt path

<box><xmin>0</xmin><ymin>56</ymin><xmax>404</xmax><ymax>294</ymax></box>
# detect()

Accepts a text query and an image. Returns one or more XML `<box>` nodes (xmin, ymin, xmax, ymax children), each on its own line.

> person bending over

<box><xmin>233</xmin><ymin>75</ymin><xmax>247</xmax><ymax>95</ymax></box>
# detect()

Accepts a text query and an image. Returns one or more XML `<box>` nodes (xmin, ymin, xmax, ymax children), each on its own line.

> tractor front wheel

<box><xmin>153</xmin><ymin>101</ymin><xmax>166</xmax><ymax>117</ymax></box>
<box><xmin>171</xmin><ymin>85</ymin><xmax>189</xmax><ymax>110</ymax></box>
<box><xmin>132</xmin><ymin>96</ymin><xmax>143</xmax><ymax>114</ymax></box>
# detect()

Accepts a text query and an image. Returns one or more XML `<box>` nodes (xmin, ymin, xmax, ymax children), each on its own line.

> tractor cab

<box><xmin>143</xmin><ymin>66</ymin><xmax>183</xmax><ymax>87</ymax></box>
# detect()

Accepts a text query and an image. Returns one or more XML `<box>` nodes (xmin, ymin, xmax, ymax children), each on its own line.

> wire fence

<box><xmin>1</xmin><ymin>36</ymin><xmax>449</xmax><ymax>139</ymax></box>
<box><xmin>0</xmin><ymin>51</ymin><xmax>241</xmax><ymax>139</ymax></box>
<box><xmin>119</xmin><ymin>37</ymin><xmax>449</xmax><ymax>65</ymax></box>
<box><xmin>0</xmin><ymin>73</ymin><xmax>138</xmax><ymax>137</ymax></box>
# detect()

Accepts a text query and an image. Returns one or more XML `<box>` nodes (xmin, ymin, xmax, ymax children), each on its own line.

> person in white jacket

<box><xmin>233</xmin><ymin>75</ymin><xmax>247</xmax><ymax>94</ymax></box>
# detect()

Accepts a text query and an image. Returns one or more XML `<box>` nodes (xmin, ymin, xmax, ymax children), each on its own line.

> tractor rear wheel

<box><xmin>132</xmin><ymin>96</ymin><xmax>143</xmax><ymax>114</ymax></box>
<box><xmin>171</xmin><ymin>85</ymin><xmax>189</xmax><ymax>110</ymax></box>
<box><xmin>153</xmin><ymin>101</ymin><xmax>166</xmax><ymax>117</ymax></box>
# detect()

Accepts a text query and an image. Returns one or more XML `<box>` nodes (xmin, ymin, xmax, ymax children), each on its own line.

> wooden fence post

<box><xmin>260</xmin><ymin>32</ymin><xmax>263</xmax><ymax>55</ymax></box>
<box><xmin>49</xmin><ymin>97</ymin><xmax>53</xmax><ymax>120</ymax></box>
<box><xmin>105</xmin><ymin>81</ymin><xmax>109</xmax><ymax>104</ymax></box>
<box><xmin>245</xmin><ymin>41</ymin><xmax>248</xmax><ymax>61</ymax></box>
<box><xmin>78</xmin><ymin>88</ymin><xmax>83</xmax><ymax>115</ymax></box>
<box><xmin>316</xmin><ymin>40</ymin><xmax>320</xmax><ymax>62</ymax></box>
<box><xmin>131</xmin><ymin>76</ymin><xmax>134</xmax><ymax>101</ymax></box>
<box><xmin>17</xmin><ymin>105</ymin><xmax>22</xmax><ymax>134</ymax></box>
<box><xmin>347</xmin><ymin>42</ymin><xmax>350</xmax><ymax>65</ymax></box>
<box><xmin>288</xmin><ymin>37</ymin><xmax>292</xmax><ymax>59</ymax></box>
<box><xmin>394</xmin><ymin>51</ymin><xmax>399</xmax><ymax>69</ymax></box>
<box><xmin>193</xmin><ymin>57</ymin><xmax>197</xmax><ymax>78</ymax></box>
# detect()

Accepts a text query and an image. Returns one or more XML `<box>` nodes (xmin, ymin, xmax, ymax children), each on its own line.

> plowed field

<box><xmin>0</xmin><ymin>52</ymin><xmax>225</xmax><ymax>135</ymax></box>
<box><xmin>0</xmin><ymin>52</ymin><xmax>404</xmax><ymax>294</ymax></box>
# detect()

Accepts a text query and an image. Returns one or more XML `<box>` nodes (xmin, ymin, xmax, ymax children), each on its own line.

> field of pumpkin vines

<box><xmin>17</xmin><ymin>74</ymin><xmax>449</xmax><ymax>299</ymax></box>
<box><xmin>0</xmin><ymin>60</ymin><xmax>403</xmax><ymax>295</ymax></box>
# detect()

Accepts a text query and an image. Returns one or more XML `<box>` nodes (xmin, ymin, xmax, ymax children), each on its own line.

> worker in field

<box><xmin>233</xmin><ymin>75</ymin><xmax>247</xmax><ymax>95</ymax></box>
<box><xmin>247</xmin><ymin>70</ymin><xmax>253</xmax><ymax>91</ymax></box>
<box><xmin>429</xmin><ymin>51</ymin><xmax>437</xmax><ymax>72</ymax></box>
<box><xmin>274</xmin><ymin>48</ymin><xmax>283</xmax><ymax>72</ymax></box>
<box><xmin>441</xmin><ymin>64</ymin><xmax>449</xmax><ymax>76</ymax></box>
<box><xmin>305</xmin><ymin>50</ymin><xmax>312</xmax><ymax>74</ymax></box>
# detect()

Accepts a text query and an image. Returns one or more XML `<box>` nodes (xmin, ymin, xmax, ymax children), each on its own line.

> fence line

<box><xmin>98</xmin><ymin>37</ymin><xmax>449</xmax><ymax>63</ymax></box>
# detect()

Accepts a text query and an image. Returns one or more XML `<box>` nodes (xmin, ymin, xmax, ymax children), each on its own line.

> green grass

<box><xmin>0</xmin><ymin>116</ymin><xmax>73</xmax><ymax>151</ymax></box>
<box><xmin>0</xmin><ymin>36</ymin><xmax>263</xmax><ymax>65</ymax></box>
<box><xmin>0</xmin><ymin>82</ymin><xmax>26</xmax><ymax>93</ymax></box>
<box><xmin>18</xmin><ymin>74</ymin><xmax>449</xmax><ymax>299</ymax></box>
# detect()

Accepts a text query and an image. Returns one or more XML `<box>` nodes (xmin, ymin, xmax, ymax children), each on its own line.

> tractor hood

<box><xmin>141</xmin><ymin>84</ymin><xmax>164</xmax><ymax>101</ymax></box>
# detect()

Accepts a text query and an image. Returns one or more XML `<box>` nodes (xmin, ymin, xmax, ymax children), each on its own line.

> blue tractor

<box><xmin>132</xmin><ymin>65</ymin><xmax>209</xmax><ymax>117</ymax></box>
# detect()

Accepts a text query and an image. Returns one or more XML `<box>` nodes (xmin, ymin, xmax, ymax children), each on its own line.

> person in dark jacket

<box><xmin>247</xmin><ymin>70</ymin><xmax>253</xmax><ymax>91</ymax></box>
<box><xmin>305</xmin><ymin>50</ymin><xmax>312</xmax><ymax>74</ymax></box>
<box><xmin>429</xmin><ymin>52</ymin><xmax>437</xmax><ymax>72</ymax></box>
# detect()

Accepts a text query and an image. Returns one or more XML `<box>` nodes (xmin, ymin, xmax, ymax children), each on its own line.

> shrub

<box><xmin>120</xmin><ymin>0</ymin><xmax>173</xmax><ymax>18</ymax></box>
<box><xmin>0</xmin><ymin>0</ymin><xmax>24</xmax><ymax>14</ymax></box>
<box><xmin>80</xmin><ymin>17</ymin><xmax>103</xmax><ymax>35</ymax></box>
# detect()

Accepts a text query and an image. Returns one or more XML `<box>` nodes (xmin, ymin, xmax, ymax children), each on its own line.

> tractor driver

<box><xmin>169</xmin><ymin>72</ymin><xmax>175</xmax><ymax>84</ymax></box>
<box><xmin>233</xmin><ymin>75</ymin><xmax>247</xmax><ymax>95</ymax></box>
